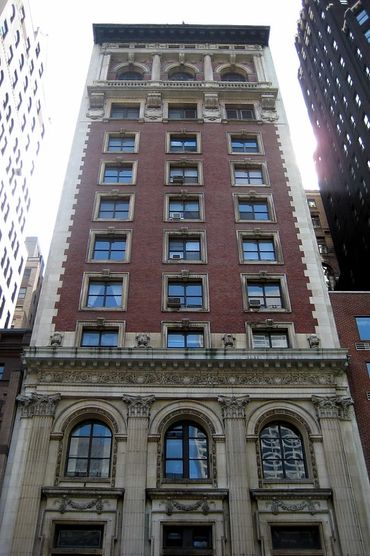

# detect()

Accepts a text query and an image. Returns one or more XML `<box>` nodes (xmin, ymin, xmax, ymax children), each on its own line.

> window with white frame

<box><xmin>105</xmin><ymin>132</ymin><xmax>138</xmax><ymax>153</ymax></box>
<box><xmin>165</xmin><ymin>231</ymin><xmax>206</xmax><ymax>263</ymax></box>
<box><xmin>95</xmin><ymin>194</ymin><xmax>133</xmax><ymax>221</ymax></box>
<box><xmin>101</xmin><ymin>163</ymin><xmax>136</xmax><ymax>185</ymax></box>
<box><xmin>89</xmin><ymin>232</ymin><xmax>131</xmax><ymax>263</ymax></box>
<box><xmin>163</xmin><ymin>273</ymin><xmax>209</xmax><ymax>311</ymax></box>
<box><xmin>229</xmin><ymin>134</ymin><xmax>261</xmax><ymax>154</ymax></box>
<box><xmin>166</xmin><ymin>194</ymin><xmax>203</xmax><ymax>221</ymax></box>
<box><xmin>167</xmin><ymin>133</ymin><xmax>200</xmax><ymax>153</ymax></box>
<box><xmin>242</xmin><ymin>274</ymin><xmax>289</xmax><ymax>311</ymax></box>
<box><xmin>167</xmin><ymin>162</ymin><xmax>201</xmax><ymax>185</ymax></box>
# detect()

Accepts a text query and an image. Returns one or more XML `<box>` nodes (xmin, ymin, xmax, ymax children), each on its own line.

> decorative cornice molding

<box><xmin>311</xmin><ymin>395</ymin><xmax>353</xmax><ymax>420</ymax></box>
<box><xmin>218</xmin><ymin>395</ymin><xmax>250</xmax><ymax>418</ymax></box>
<box><xmin>16</xmin><ymin>392</ymin><xmax>61</xmax><ymax>418</ymax></box>
<box><xmin>122</xmin><ymin>394</ymin><xmax>155</xmax><ymax>417</ymax></box>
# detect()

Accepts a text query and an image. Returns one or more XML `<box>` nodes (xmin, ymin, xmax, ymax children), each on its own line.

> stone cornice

<box><xmin>146</xmin><ymin>488</ymin><xmax>228</xmax><ymax>500</ymax></box>
<box><xmin>250</xmin><ymin>488</ymin><xmax>333</xmax><ymax>501</ymax></box>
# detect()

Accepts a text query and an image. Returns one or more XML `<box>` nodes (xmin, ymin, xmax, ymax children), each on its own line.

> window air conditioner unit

<box><xmin>249</xmin><ymin>299</ymin><xmax>261</xmax><ymax>308</ymax></box>
<box><xmin>168</xmin><ymin>297</ymin><xmax>182</xmax><ymax>308</ymax></box>
<box><xmin>171</xmin><ymin>213</ymin><xmax>184</xmax><ymax>220</ymax></box>
<box><xmin>171</xmin><ymin>176</ymin><xmax>184</xmax><ymax>184</ymax></box>
<box><xmin>170</xmin><ymin>254</ymin><xmax>183</xmax><ymax>259</ymax></box>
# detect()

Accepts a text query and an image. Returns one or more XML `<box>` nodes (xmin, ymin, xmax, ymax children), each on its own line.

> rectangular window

<box><xmin>106</xmin><ymin>134</ymin><xmax>136</xmax><ymax>152</ymax></box>
<box><xmin>239</xmin><ymin>200</ymin><xmax>269</xmax><ymax>220</ymax></box>
<box><xmin>311</xmin><ymin>216</ymin><xmax>321</xmax><ymax>227</ymax></box>
<box><xmin>102</xmin><ymin>164</ymin><xmax>134</xmax><ymax>184</ymax></box>
<box><xmin>247</xmin><ymin>281</ymin><xmax>283</xmax><ymax>309</ymax></box>
<box><xmin>226</xmin><ymin>104</ymin><xmax>255</xmax><ymax>120</ymax></box>
<box><xmin>231</xmin><ymin>136</ymin><xmax>259</xmax><ymax>153</ymax></box>
<box><xmin>110</xmin><ymin>103</ymin><xmax>140</xmax><ymax>119</ymax></box>
<box><xmin>356</xmin><ymin>9</ymin><xmax>369</xmax><ymax>25</ymax></box>
<box><xmin>169</xmin><ymin>165</ymin><xmax>199</xmax><ymax>185</ymax></box>
<box><xmin>168</xmin><ymin>198</ymin><xmax>201</xmax><ymax>220</ymax></box>
<box><xmin>18</xmin><ymin>286</ymin><xmax>27</xmax><ymax>299</ymax></box>
<box><xmin>54</xmin><ymin>524</ymin><xmax>104</xmax><ymax>549</ymax></box>
<box><xmin>234</xmin><ymin>165</ymin><xmax>264</xmax><ymax>185</ymax></box>
<box><xmin>92</xmin><ymin>236</ymin><xmax>126</xmax><ymax>261</ymax></box>
<box><xmin>163</xmin><ymin>525</ymin><xmax>212</xmax><ymax>553</ymax></box>
<box><xmin>168</xmin><ymin>238</ymin><xmax>201</xmax><ymax>261</ymax></box>
<box><xmin>168</xmin><ymin>281</ymin><xmax>203</xmax><ymax>309</ymax></box>
<box><xmin>356</xmin><ymin>317</ymin><xmax>370</xmax><ymax>340</ymax></box>
<box><xmin>86</xmin><ymin>280</ymin><xmax>123</xmax><ymax>309</ymax></box>
<box><xmin>0</xmin><ymin>364</ymin><xmax>4</xmax><ymax>380</ymax></box>
<box><xmin>168</xmin><ymin>105</ymin><xmax>197</xmax><ymax>120</ymax></box>
<box><xmin>169</xmin><ymin>135</ymin><xmax>198</xmax><ymax>152</ymax></box>
<box><xmin>81</xmin><ymin>329</ymin><xmax>118</xmax><ymax>348</ymax></box>
<box><xmin>167</xmin><ymin>330</ymin><xmax>204</xmax><ymax>348</ymax></box>
<box><xmin>98</xmin><ymin>198</ymin><xmax>130</xmax><ymax>220</ymax></box>
<box><xmin>252</xmin><ymin>331</ymin><xmax>289</xmax><ymax>348</ymax></box>
<box><xmin>271</xmin><ymin>525</ymin><xmax>322</xmax><ymax>552</ymax></box>
<box><xmin>243</xmin><ymin>239</ymin><xmax>276</xmax><ymax>261</ymax></box>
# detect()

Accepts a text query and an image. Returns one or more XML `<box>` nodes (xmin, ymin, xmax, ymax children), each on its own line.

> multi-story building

<box><xmin>296</xmin><ymin>0</ymin><xmax>370</xmax><ymax>290</ymax></box>
<box><xmin>11</xmin><ymin>236</ymin><xmax>44</xmax><ymax>329</ymax></box>
<box><xmin>0</xmin><ymin>0</ymin><xmax>46</xmax><ymax>328</ymax></box>
<box><xmin>0</xmin><ymin>23</ymin><xmax>369</xmax><ymax>556</ymax></box>
<box><xmin>305</xmin><ymin>190</ymin><xmax>340</xmax><ymax>289</ymax></box>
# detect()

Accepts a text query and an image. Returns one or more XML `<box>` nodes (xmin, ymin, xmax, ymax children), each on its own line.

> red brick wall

<box><xmin>53</xmin><ymin>120</ymin><xmax>317</xmax><ymax>334</ymax></box>
<box><xmin>330</xmin><ymin>292</ymin><xmax>370</xmax><ymax>473</ymax></box>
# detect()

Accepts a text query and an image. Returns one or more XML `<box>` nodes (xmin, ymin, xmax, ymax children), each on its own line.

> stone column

<box><xmin>100</xmin><ymin>53</ymin><xmax>111</xmax><ymax>80</ymax></box>
<box><xmin>312</xmin><ymin>395</ymin><xmax>366</xmax><ymax>555</ymax></box>
<box><xmin>121</xmin><ymin>395</ymin><xmax>155</xmax><ymax>556</ymax></box>
<box><xmin>203</xmin><ymin>54</ymin><xmax>213</xmax><ymax>81</ymax></box>
<box><xmin>11</xmin><ymin>393</ymin><xmax>61</xmax><ymax>556</ymax></box>
<box><xmin>151</xmin><ymin>54</ymin><xmax>161</xmax><ymax>81</ymax></box>
<box><xmin>218</xmin><ymin>396</ymin><xmax>254</xmax><ymax>556</ymax></box>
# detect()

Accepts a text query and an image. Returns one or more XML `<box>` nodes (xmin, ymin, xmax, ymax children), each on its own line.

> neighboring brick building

<box><xmin>0</xmin><ymin>23</ymin><xmax>369</xmax><ymax>556</ymax></box>
<box><xmin>0</xmin><ymin>328</ymin><xmax>31</xmax><ymax>490</ymax></box>
<box><xmin>329</xmin><ymin>292</ymin><xmax>370</xmax><ymax>473</ymax></box>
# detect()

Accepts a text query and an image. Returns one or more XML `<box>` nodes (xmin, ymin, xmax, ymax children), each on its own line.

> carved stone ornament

<box><xmin>307</xmin><ymin>334</ymin><xmax>320</xmax><ymax>348</ymax></box>
<box><xmin>88</xmin><ymin>91</ymin><xmax>105</xmax><ymax>109</ymax></box>
<box><xmin>50</xmin><ymin>332</ymin><xmax>63</xmax><ymax>347</ymax></box>
<box><xmin>218</xmin><ymin>395</ymin><xmax>250</xmax><ymax>419</ymax></box>
<box><xmin>166</xmin><ymin>498</ymin><xmax>209</xmax><ymax>515</ymax></box>
<box><xmin>203</xmin><ymin>93</ymin><xmax>219</xmax><ymax>110</ymax></box>
<box><xmin>271</xmin><ymin>497</ymin><xmax>319</xmax><ymax>515</ymax></box>
<box><xmin>312</xmin><ymin>395</ymin><xmax>353</xmax><ymax>420</ymax></box>
<box><xmin>57</xmin><ymin>495</ymin><xmax>103</xmax><ymax>514</ymax></box>
<box><xmin>146</xmin><ymin>92</ymin><xmax>162</xmax><ymax>109</ymax></box>
<box><xmin>135</xmin><ymin>332</ymin><xmax>151</xmax><ymax>347</ymax></box>
<box><xmin>222</xmin><ymin>333</ymin><xmax>235</xmax><ymax>348</ymax></box>
<box><xmin>17</xmin><ymin>392</ymin><xmax>61</xmax><ymax>418</ymax></box>
<box><xmin>122</xmin><ymin>394</ymin><xmax>155</xmax><ymax>418</ymax></box>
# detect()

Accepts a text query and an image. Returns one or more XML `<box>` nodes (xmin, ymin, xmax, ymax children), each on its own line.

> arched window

<box><xmin>117</xmin><ymin>70</ymin><xmax>143</xmax><ymax>80</ymax></box>
<box><xmin>221</xmin><ymin>71</ymin><xmax>246</xmax><ymax>82</ymax></box>
<box><xmin>65</xmin><ymin>420</ymin><xmax>112</xmax><ymax>478</ymax></box>
<box><xmin>165</xmin><ymin>421</ymin><xmax>209</xmax><ymax>479</ymax></box>
<box><xmin>169</xmin><ymin>70</ymin><xmax>194</xmax><ymax>81</ymax></box>
<box><xmin>260</xmin><ymin>422</ymin><xmax>307</xmax><ymax>480</ymax></box>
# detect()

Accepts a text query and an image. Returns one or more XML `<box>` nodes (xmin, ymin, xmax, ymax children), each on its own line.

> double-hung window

<box><xmin>97</xmin><ymin>198</ymin><xmax>130</xmax><ymax>220</ymax></box>
<box><xmin>169</xmin><ymin>135</ymin><xmax>198</xmax><ymax>152</ymax></box>
<box><xmin>110</xmin><ymin>103</ymin><xmax>140</xmax><ymax>119</ymax></box>
<box><xmin>168</xmin><ymin>105</ymin><xmax>197</xmax><ymax>120</ymax></box>
<box><xmin>167</xmin><ymin>281</ymin><xmax>203</xmax><ymax>309</ymax></box>
<box><xmin>168</xmin><ymin>198</ymin><xmax>201</xmax><ymax>220</ymax></box>
<box><xmin>86</xmin><ymin>281</ymin><xmax>122</xmax><ymax>309</ymax></box>
<box><xmin>102</xmin><ymin>164</ymin><xmax>134</xmax><ymax>185</ymax></box>
<box><xmin>92</xmin><ymin>236</ymin><xmax>126</xmax><ymax>261</ymax></box>
<box><xmin>168</xmin><ymin>238</ymin><xmax>201</xmax><ymax>261</ymax></box>
<box><xmin>242</xmin><ymin>238</ymin><xmax>276</xmax><ymax>262</ymax></box>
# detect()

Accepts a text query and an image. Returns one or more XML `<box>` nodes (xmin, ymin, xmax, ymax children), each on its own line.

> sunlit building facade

<box><xmin>0</xmin><ymin>23</ymin><xmax>369</xmax><ymax>556</ymax></box>
<box><xmin>0</xmin><ymin>0</ymin><xmax>46</xmax><ymax>327</ymax></box>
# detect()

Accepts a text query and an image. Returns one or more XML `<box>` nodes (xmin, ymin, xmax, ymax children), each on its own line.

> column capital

<box><xmin>16</xmin><ymin>392</ymin><xmax>61</xmax><ymax>418</ymax></box>
<box><xmin>123</xmin><ymin>394</ymin><xmax>155</xmax><ymax>418</ymax></box>
<box><xmin>218</xmin><ymin>395</ymin><xmax>250</xmax><ymax>419</ymax></box>
<box><xmin>312</xmin><ymin>395</ymin><xmax>353</xmax><ymax>420</ymax></box>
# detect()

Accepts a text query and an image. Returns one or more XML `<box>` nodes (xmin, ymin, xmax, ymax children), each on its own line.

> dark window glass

<box><xmin>239</xmin><ymin>201</ymin><xmax>269</xmax><ymax>220</ymax></box>
<box><xmin>169</xmin><ymin>166</ymin><xmax>198</xmax><ymax>184</ymax></box>
<box><xmin>231</xmin><ymin>137</ymin><xmax>258</xmax><ymax>153</ymax></box>
<box><xmin>356</xmin><ymin>317</ymin><xmax>370</xmax><ymax>340</ymax></box>
<box><xmin>247</xmin><ymin>282</ymin><xmax>282</xmax><ymax>309</ymax></box>
<box><xmin>110</xmin><ymin>104</ymin><xmax>140</xmax><ymax>119</ymax></box>
<box><xmin>54</xmin><ymin>524</ymin><xmax>104</xmax><ymax>548</ymax></box>
<box><xmin>167</xmin><ymin>331</ymin><xmax>204</xmax><ymax>349</ymax></box>
<box><xmin>165</xmin><ymin>421</ymin><xmax>209</xmax><ymax>479</ymax></box>
<box><xmin>271</xmin><ymin>525</ymin><xmax>321</xmax><ymax>550</ymax></box>
<box><xmin>86</xmin><ymin>281</ymin><xmax>122</xmax><ymax>308</ymax></box>
<box><xmin>98</xmin><ymin>198</ymin><xmax>130</xmax><ymax>220</ymax></box>
<box><xmin>168</xmin><ymin>281</ymin><xmax>203</xmax><ymax>308</ymax></box>
<box><xmin>81</xmin><ymin>329</ymin><xmax>118</xmax><ymax>348</ymax></box>
<box><xmin>243</xmin><ymin>239</ymin><xmax>276</xmax><ymax>261</ymax></box>
<box><xmin>65</xmin><ymin>421</ymin><xmax>112</xmax><ymax>478</ymax></box>
<box><xmin>103</xmin><ymin>164</ymin><xmax>133</xmax><ymax>184</ymax></box>
<box><xmin>260</xmin><ymin>423</ymin><xmax>307</xmax><ymax>479</ymax></box>
<box><xmin>226</xmin><ymin>105</ymin><xmax>255</xmax><ymax>120</ymax></box>
<box><xmin>117</xmin><ymin>71</ymin><xmax>143</xmax><ymax>80</ymax></box>
<box><xmin>107</xmin><ymin>136</ymin><xmax>135</xmax><ymax>152</ymax></box>
<box><xmin>169</xmin><ymin>199</ymin><xmax>200</xmax><ymax>220</ymax></box>
<box><xmin>221</xmin><ymin>72</ymin><xmax>246</xmax><ymax>81</ymax></box>
<box><xmin>0</xmin><ymin>364</ymin><xmax>4</xmax><ymax>379</ymax></box>
<box><xmin>252</xmin><ymin>331</ymin><xmax>289</xmax><ymax>349</ymax></box>
<box><xmin>92</xmin><ymin>237</ymin><xmax>126</xmax><ymax>261</ymax></box>
<box><xmin>170</xmin><ymin>136</ymin><xmax>197</xmax><ymax>152</ymax></box>
<box><xmin>168</xmin><ymin>238</ymin><xmax>201</xmax><ymax>260</ymax></box>
<box><xmin>169</xmin><ymin>71</ymin><xmax>194</xmax><ymax>81</ymax></box>
<box><xmin>235</xmin><ymin>166</ymin><xmax>263</xmax><ymax>185</ymax></box>
<box><xmin>168</xmin><ymin>105</ymin><xmax>197</xmax><ymax>120</ymax></box>
<box><xmin>163</xmin><ymin>525</ymin><xmax>212</xmax><ymax>552</ymax></box>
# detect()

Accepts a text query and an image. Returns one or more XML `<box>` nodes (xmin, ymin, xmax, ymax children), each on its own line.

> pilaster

<box><xmin>203</xmin><ymin>54</ymin><xmax>214</xmax><ymax>81</ymax></box>
<box><xmin>151</xmin><ymin>54</ymin><xmax>161</xmax><ymax>81</ymax></box>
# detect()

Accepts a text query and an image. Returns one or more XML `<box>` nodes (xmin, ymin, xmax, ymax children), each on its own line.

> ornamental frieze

<box><xmin>36</xmin><ymin>369</ymin><xmax>338</xmax><ymax>387</ymax></box>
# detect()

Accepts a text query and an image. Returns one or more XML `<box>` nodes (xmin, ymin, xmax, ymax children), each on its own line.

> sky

<box><xmin>26</xmin><ymin>0</ymin><xmax>318</xmax><ymax>259</ymax></box>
